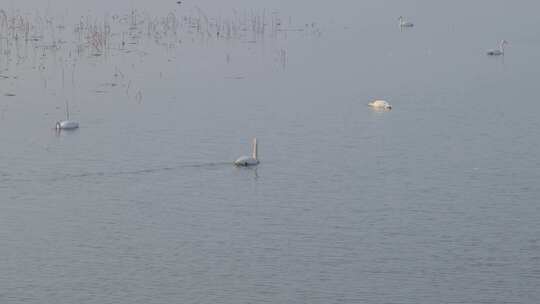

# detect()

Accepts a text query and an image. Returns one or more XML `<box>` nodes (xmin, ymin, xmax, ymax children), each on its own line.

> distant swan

<box><xmin>398</xmin><ymin>16</ymin><xmax>414</xmax><ymax>28</ymax></box>
<box><xmin>234</xmin><ymin>138</ymin><xmax>259</xmax><ymax>166</ymax></box>
<box><xmin>56</xmin><ymin>120</ymin><xmax>79</xmax><ymax>130</ymax></box>
<box><xmin>55</xmin><ymin>100</ymin><xmax>79</xmax><ymax>130</ymax></box>
<box><xmin>487</xmin><ymin>40</ymin><xmax>508</xmax><ymax>56</ymax></box>
<box><xmin>368</xmin><ymin>100</ymin><xmax>392</xmax><ymax>110</ymax></box>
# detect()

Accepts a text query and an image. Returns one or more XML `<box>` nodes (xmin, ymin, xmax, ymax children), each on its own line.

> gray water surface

<box><xmin>1</xmin><ymin>1</ymin><xmax>540</xmax><ymax>303</ymax></box>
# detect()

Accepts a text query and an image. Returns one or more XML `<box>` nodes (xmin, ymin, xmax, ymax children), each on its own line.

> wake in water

<box><xmin>0</xmin><ymin>161</ymin><xmax>234</xmax><ymax>184</ymax></box>
<box><xmin>52</xmin><ymin>161</ymin><xmax>234</xmax><ymax>182</ymax></box>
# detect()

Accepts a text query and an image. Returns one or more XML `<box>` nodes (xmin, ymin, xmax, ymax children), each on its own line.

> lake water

<box><xmin>1</xmin><ymin>1</ymin><xmax>539</xmax><ymax>303</ymax></box>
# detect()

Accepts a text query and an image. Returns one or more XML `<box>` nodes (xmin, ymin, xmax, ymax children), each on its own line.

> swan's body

<box><xmin>234</xmin><ymin>138</ymin><xmax>259</xmax><ymax>166</ymax></box>
<box><xmin>487</xmin><ymin>40</ymin><xmax>508</xmax><ymax>56</ymax></box>
<box><xmin>398</xmin><ymin>16</ymin><xmax>414</xmax><ymax>27</ymax></box>
<box><xmin>368</xmin><ymin>100</ymin><xmax>392</xmax><ymax>110</ymax></box>
<box><xmin>56</xmin><ymin>120</ymin><xmax>79</xmax><ymax>130</ymax></box>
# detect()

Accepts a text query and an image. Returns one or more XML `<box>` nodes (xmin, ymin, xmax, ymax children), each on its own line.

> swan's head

<box><xmin>55</xmin><ymin>121</ymin><xmax>61</xmax><ymax>129</ymax></box>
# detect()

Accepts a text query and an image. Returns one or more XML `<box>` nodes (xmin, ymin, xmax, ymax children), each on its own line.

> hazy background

<box><xmin>1</xmin><ymin>1</ymin><xmax>539</xmax><ymax>303</ymax></box>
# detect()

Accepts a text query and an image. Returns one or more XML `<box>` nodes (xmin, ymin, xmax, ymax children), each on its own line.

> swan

<box><xmin>234</xmin><ymin>138</ymin><xmax>259</xmax><ymax>166</ymax></box>
<box><xmin>398</xmin><ymin>16</ymin><xmax>414</xmax><ymax>27</ymax></box>
<box><xmin>55</xmin><ymin>101</ymin><xmax>79</xmax><ymax>130</ymax></box>
<box><xmin>487</xmin><ymin>40</ymin><xmax>508</xmax><ymax>56</ymax></box>
<box><xmin>368</xmin><ymin>100</ymin><xmax>392</xmax><ymax>110</ymax></box>
<box><xmin>56</xmin><ymin>120</ymin><xmax>79</xmax><ymax>130</ymax></box>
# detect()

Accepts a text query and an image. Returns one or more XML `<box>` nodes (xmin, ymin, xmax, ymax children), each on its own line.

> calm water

<box><xmin>1</xmin><ymin>1</ymin><xmax>540</xmax><ymax>303</ymax></box>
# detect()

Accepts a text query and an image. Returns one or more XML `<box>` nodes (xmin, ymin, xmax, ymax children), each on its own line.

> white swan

<box><xmin>487</xmin><ymin>40</ymin><xmax>508</xmax><ymax>56</ymax></box>
<box><xmin>55</xmin><ymin>101</ymin><xmax>79</xmax><ymax>130</ymax></box>
<box><xmin>234</xmin><ymin>138</ymin><xmax>259</xmax><ymax>166</ymax></box>
<box><xmin>368</xmin><ymin>100</ymin><xmax>392</xmax><ymax>110</ymax></box>
<box><xmin>398</xmin><ymin>16</ymin><xmax>414</xmax><ymax>28</ymax></box>
<box><xmin>56</xmin><ymin>120</ymin><xmax>79</xmax><ymax>130</ymax></box>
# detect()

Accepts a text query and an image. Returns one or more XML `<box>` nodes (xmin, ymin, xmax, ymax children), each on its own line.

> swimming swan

<box><xmin>398</xmin><ymin>16</ymin><xmax>414</xmax><ymax>28</ymax></box>
<box><xmin>368</xmin><ymin>100</ymin><xmax>392</xmax><ymax>110</ymax></box>
<box><xmin>55</xmin><ymin>101</ymin><xmax>79</xmax><ymax>130</ymax></box>
<box><xmin>487</xmin><ymin>40</ymin><xmax>508</xmax><ymax>56</ymax></box>
<box><xmin>56</xmin><ymin>120</ymin><xmax>79</xmax><ymax>130</ymax></box>
<box><xmin>234</xmin><ymin>138</ymin><xmax>259</xmax><ymax>166</ymax></box>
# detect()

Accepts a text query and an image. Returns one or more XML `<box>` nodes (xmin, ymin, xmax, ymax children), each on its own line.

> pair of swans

<box><xmin>397</xmin><ymin>16</ymin><xmax>508</xmax><ymax>57</ymax></box>
<box><xmin>54</xmin><ymin>100</ymin><xmax>258</xmax><ymax>167</ymax></box>
<box><xmin>232</xmin><ymin>100</ymin><xmax>394</xmax><ymax>166</ymax></box>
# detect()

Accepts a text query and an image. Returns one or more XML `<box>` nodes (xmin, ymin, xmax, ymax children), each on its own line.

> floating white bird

<box><xmin>398</xmin><ymin>16</ymin><xmax>414</xmax><ymax>28</ymax></box>
<box><xmin>56</xmin><ymin>120</ymin><xmax>79</xmax><ymax>130</ymax></box>
<box><xmin>234</xmin><ymin>138</ymin><xmax>259</xmax><ymax>166</ymax></box>
<box><xmin>487</xmin><ymin>40</ymin><xmax>508</xmax><ymax>56</ymax></box>
<box><xmin>55</xmin><ymin>100</ymin><xmax>79</xmax><ymax>130</ymax></box>
<box><xmin>368</xmin><ymin>100</ymin><xmax>392</xmax><ymax>110</ymax></box>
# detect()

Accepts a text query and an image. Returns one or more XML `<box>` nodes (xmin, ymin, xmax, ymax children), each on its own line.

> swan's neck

<box><xmin>252</xmin><ymin>138</ymin><xmax>258</xmax><ymax>160</ymax></box>
<box><xmin>500</xmin><ymin>42</ymin><xmax>505</xmax><ymax>53</ymax></box>
<box><xmin>65</xmin><ymin>100</ymin><xmax>70</xmax><ymax>120</ymax></box>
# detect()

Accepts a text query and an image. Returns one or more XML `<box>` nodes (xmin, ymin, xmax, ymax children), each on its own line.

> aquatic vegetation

<box><xmin>0</xmin><ymin>5</ymin><xmax>321</xmax><ymax>101</ymax></box>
